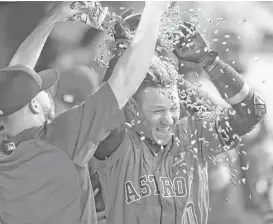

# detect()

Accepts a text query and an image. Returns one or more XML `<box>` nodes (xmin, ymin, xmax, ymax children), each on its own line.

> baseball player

<box><xmin>93</xmin><ymin>20</ymin><xmax>267</xmax><ymax>224</ymax></box>
<box><xmin>0</xmin><ymin>2</ymin><xmax>168</xmax><ymax>224</ymax></box>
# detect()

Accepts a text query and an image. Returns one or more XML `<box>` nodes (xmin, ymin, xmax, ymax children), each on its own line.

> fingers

<box><xmin>120</xmin><ymin>7</ymin><xmax>134</xmax><ymax>19</ymax></box>
<box><xmin>70</xmin><ymin>1</ymin><xmax>88</xmax><ymax>10</ymax></box>
<box><xmin>94</xmin><ymin>188</ymin><xmax>100</xmax><ymax>197</ymax></box>
<box><xmin>98</xmin><ymin>6</ymin><xmax>108</xmax><ymax>26</ymax></box>
<box><xmin>179</xmin><ymin>24</ymin><xmax>193</xmax><ymax>39</ymax></box>
<box><xmin>184</xmin><ymin>21</ymin><xmax>197</xmax><ymax>32</ymax></box>
<box><xmin>123</xmin><ymin>13</ymin><xmax>141</xmax><ymax>31</ymax></box>
<box><xmin>69</xmin><ymin>13</ymin><xmax>88</xmax><ymax>23</ymax></box>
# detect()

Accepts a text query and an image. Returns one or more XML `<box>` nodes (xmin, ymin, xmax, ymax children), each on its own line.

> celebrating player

<box><xmin>93</xmin><ymin>19</ymin><xmax>267</xmax><ymax>224</ymax></box>
<box><xmin>0</xmin><ymin>1</ymin><xmax>169</xmax><ymax>224</ymax></box>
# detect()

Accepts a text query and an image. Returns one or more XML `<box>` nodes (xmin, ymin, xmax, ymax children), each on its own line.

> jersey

<box><xmin>94</xmin><ymin>112</ymin><xmax>240</xmax><ymax>224</ymax></box>
<box><xmin>0</xmin><ymin>83</ymin><xmax>123</xmax><ymax>224</ymax></box>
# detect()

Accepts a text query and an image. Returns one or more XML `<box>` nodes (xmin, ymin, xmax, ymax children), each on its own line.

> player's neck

<box><xmin>144</xmin><ymin>137</ymin><xmax>166</xmax><ymax>154</ymax></box>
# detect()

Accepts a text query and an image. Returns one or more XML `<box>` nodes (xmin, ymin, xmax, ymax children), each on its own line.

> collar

<box><xmin>1</xmin><ymin>125</ymin><xmax>44</xmax><ymax>155</ymax></box>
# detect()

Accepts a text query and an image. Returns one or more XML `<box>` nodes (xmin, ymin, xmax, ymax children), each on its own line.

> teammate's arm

<box><xmin>47</xmin><ymin>2</ymin><xmax>169</xmax><ymax>166</ymax></box>
<box><xmin>172</xmin><ymin>22</ymin><xmax>266</xmax><ymax>160</ymax></box>
<box><xmin>8</xmin><ymin>2</ymin><xmax>87</xmax><ymax>68</ymax></box>
<box><xmin>107</xmin><ymin>2</ymin><xmax>167</xmax><ymax>109</ymax></box>
<box><xmin>199</xmin><ymin>56</ymin><xmax>266</xmax><ymax>158</ymax></box>
<box><xmin>95</xmin><ymin>10</ymin><xmax>141</xmax><ymax>160</ymax></box>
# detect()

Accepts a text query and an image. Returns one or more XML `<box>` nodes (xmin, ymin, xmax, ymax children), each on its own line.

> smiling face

<box><xmin>135</xmin><ymin>85</ymin><xmax>180</xmax><ymax>145</ymax></box>
<box><xmin>126</xmin><ymin>54</ymin><xmax>181</xmax><ymax>145</ymax></box>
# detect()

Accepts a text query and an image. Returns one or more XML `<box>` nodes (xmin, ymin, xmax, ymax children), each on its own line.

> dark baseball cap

<box><xmin>54</xmin><ymin>67</ymin><xmax>99</xmax><ymax>106</ymax></box>
<box><xmin>0</xmin><ymin>64</ymin><xmax>59</xmax><ymax>116</ymax></box>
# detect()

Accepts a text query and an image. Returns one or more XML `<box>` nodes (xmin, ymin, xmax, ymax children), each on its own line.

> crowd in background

<box><xmin>0</xmin><ymin>2</ymin><xmax>273</xmax><ymax>224</ymax></box>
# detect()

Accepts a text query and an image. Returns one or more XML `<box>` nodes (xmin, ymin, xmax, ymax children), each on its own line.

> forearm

<box><xmin>108</xmin><ymin>6</ymin><xmax>162</xmax><ymax>109</ymax></box>
<box><xmin>9</xmin><ymin>16</ymin><xmax>57</xmax><ymax>68</ymax></box>
<box><xmin>205</xmin><ymin>58</ymin><xmax>267</xmax><ymax>144</ymax></box>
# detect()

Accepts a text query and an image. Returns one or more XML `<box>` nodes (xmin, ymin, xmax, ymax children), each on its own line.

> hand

<box><xmin>173</xmin><ymin>22</ymin><xmax>210</xmax><ymax>63</ymax></box>
<box><xmin>47</xmin><ymin>1</ymin><xmax>89</xmax><ymax>24</ymax></box>
<box><xmin>69</xmin><ymin>1</ymin><xmax>109</xmax><ymax>29</ymax></box>
<box><xmin>94</xmin><ymin>188</ymin><xmax>107</xmax><ymax>224</ymax></box>
<box><xmin>114</xmin><ymin>8</ymin><xmax>141</xmax><ymax>41</ymax></box>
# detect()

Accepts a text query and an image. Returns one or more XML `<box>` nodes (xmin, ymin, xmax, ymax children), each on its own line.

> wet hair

<box><xmin>131</xmin><ymin>55</ymin><xmax>213</xmax><ymax>115</ymax></box>
<box><xmin>134</xmin><ymin>55</ymin><xmax>179</xmax><ymax>96</ymax></box>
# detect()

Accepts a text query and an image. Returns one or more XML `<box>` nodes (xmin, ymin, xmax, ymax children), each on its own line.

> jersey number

<box><xmin>181</xmin><ymin>202</ymin><xmax>198</xmax><ymax>224</ymax></box>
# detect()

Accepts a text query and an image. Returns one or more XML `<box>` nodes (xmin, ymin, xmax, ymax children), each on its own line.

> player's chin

<box><xmin>153</xmin><ymin>132</ymin><xmax>173</xmax><ymax>146</ymax></box>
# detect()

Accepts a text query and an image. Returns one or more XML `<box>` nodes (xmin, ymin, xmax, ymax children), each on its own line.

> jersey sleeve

<box><xmin>94</xmin><ymin>125</ymin><xmax>126</xmax><ymax>160</ymax></box>
<box><xmin>44</xmin><ymin>82</ymin><xmax>124</xmax><ymax>167</ymax></box>
<box><xmin>188</xmin><ymin>107</ymin><xmax>241</xmax><ymax>162</ymax></box>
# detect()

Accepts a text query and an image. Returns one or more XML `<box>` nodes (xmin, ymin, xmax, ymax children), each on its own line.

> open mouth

<box><xmin>156</xmin><ymin>126</ymin><xmax>171</xmax><ymax>135</ymax></box>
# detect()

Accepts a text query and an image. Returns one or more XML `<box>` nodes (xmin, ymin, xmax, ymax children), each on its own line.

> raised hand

<box><xmin>113</xmin><ymin>8</ymin><xmax>141</xmax><ymax>42</ymax></box>
<box><xmin>69</xmin><ymin>1</ymin><xmax>108</xmax><ymax>29</ymax></box>
<box><xmin>173</xmin><ymin>21</ymin><xmax>210</xmax><ymax>63</ymax></box>
<box><xmin>47</xmin><ymin>1</ymin><xmax>89</xmax><ymax>24</ymax></box>
<box><xmin>114</xmin><ymin>1</ymin><xmax>171</xmax><ymax>43</ymax></box>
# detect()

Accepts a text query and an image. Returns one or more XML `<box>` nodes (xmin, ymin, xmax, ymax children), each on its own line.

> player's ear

<box><xmin>29</xmin><ymin>99</ymin><xmax>40</xmax><ymax>115</ymax></box>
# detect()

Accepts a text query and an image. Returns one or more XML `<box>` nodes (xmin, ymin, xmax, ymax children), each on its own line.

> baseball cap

<box><xmin>0</xmin><ymin>64</ymin><xmax>59</xmax><ymax>116</ymax></box>
<box><xmin>54</xmin><ymin>67</ymin><xmax>99</xmax><ymax>106</ymax></box>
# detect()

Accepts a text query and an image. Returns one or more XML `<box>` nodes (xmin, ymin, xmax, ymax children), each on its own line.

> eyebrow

<box><xmin>150</xmin><ymin>106</ymin><xmax>165</xmax><ymax>110</ymax></box>
<box><xmin>150</xmin><ymin>104</ymin><xmax>179</xmax><ymax>110</ymax></box>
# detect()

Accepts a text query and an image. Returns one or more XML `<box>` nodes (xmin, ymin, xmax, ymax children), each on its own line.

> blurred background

<box><xmin>0</xmin><ymin>1</ymin><xmax>273</xmax><ymax>224</ymax></box>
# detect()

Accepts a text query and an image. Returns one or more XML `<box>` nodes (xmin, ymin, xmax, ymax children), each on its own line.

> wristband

<box><xmin>198</xmin><ymin>51</ymin><xmax>219</xmax><ymax>70</ymax></box>
<box><xmin>225</xmin><ymin>83</ymin><xmax>250</xmax><ymax>105</ymax></box>
<box><xmin>205</xmin><ymin>56</ymin><xmax>220</xmax><ymax>72</ymax></box>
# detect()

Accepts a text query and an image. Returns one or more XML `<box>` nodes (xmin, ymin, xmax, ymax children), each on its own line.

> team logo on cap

<box><xmin>63</xmin><ymin>94</ymin><xmax>74</xmax><ymax>104</ymax></box>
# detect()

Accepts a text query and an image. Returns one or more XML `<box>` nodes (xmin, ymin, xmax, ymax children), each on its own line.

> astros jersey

<box><xmin>94</xmin><ymin>112</ymin><xmax>239</xmax><ymax>224</ymax></box>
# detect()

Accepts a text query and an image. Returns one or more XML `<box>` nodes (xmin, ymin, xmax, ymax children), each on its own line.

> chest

<box><xmin>113</xmin><ymin>133</ymin><xmax>205</xmax><ymax>202</ymax></box>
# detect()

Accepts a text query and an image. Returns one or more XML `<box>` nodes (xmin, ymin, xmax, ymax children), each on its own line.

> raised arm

<box><xmin>172</xmin><ymin>22</ymin><xmax>266</xmax><ymax>158</ymax></box>
<box><xmin>47</xmin><ymin>2</ymin><xmax>169</xmax><ymax>166</ymax></box>
<box><xmin>8</xmin><ymin>2</ymin><xmax>87</xmax><ymax>68</ymax></box>
<box><xmin>95</xmin><ymin>10</ymin><xmax>141</xmax><ymax>160</ymax></box>
<box><xmin>107</xmin><ymin>2</ymin><xmax>168</xmax><ymax>109</ymax></box>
